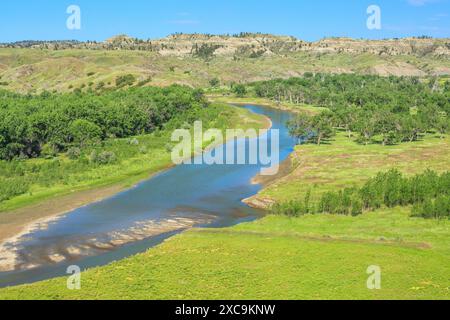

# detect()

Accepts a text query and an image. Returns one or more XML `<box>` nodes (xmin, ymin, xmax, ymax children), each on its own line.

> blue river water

<box><xmin>0</xmin><ymin>105</ymin><xmax>295</xmax><ymax>288</ymax></box>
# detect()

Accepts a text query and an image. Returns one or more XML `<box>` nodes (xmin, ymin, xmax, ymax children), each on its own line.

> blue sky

<box><xmin>0</xmin><ymin>0</ymin><xmax>449</xmax><ymax>42</ymax></box>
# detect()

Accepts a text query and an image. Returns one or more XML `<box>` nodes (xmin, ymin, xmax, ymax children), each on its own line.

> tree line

<box><xmin>0</xmin><ymin>86</ymin><xmax>207</xmax><ymax>160</ymax></box>
<box><xmin>271</xmin><ymin>169</ymin><xmax>450</xmax><ymax>220</ymax></box>
<box><xmin>247</xmin><ymin>74</ymin><xmax>449</xmax><ymax>146</ymax></box>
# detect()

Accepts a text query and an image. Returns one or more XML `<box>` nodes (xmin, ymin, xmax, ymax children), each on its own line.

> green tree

<box><xmin>232</xmin><ymin>84</ymin><xmax>247</xmax><ymax>97</ymax></box>
<box><xmin>209</xmin><ymin>78</ymin><xmax>220</xmax><ymax>88</ymax></box>
<box><xmin>309</xmin><ymin>112</ymin><xmax>335</xmax><ymax>145</ymax></box>
<box><xmin>69</xmin><ymin>119</ymin><xmax>102</xmax><ymax>147</ymax></box>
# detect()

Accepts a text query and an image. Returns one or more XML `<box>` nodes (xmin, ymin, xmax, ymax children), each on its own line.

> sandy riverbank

<box><xmin>0</xmin><ymin>184</ymin><xmax>126</xmax><ymax>246</ymax></box>
<box><xmin>243</xmin><ymin>154</ymin><xmax>296</xmax><ymax>209</ymax></box>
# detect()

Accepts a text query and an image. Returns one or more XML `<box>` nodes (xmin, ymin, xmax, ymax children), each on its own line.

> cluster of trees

<box><xmin>412</xmin><ymin>195</ymin><xmax>450</xmax><ymax>219</ymax></box>
<box><xmin>288</xmin><ymin>112</ymin><xmax>335</xmax><ymax>145</ymax></box>
<box><xmin>0</xmin><ymin>86</ymin><xmax>207</xmax><ymax>160</ymax></box>
<box><xmin>271</xmin><ymin>169</ymin><xmax>450</xmax><ymax>220</ymax></box>
<box><xmin>191</xmin><ymin>43</ymin><xmax>222</xmax><ymax>60</ymax></box>
<box><xmin>250</xmin><ymin>74</ymin><xmax>450</xmax><ymax>145</ymax></box>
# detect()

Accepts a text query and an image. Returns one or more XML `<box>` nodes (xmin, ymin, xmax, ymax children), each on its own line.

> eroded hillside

<box><xmin>0</xmin><ymin>33</ymin><xmax>449</xmax><ymax>92</ymax></box>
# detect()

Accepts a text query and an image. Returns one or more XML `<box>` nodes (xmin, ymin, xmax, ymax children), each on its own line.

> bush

<box><xmin>232</xmin><ymin>84</ymin><xmax>247</xmax><ymax>97</ymax></box>
<box><xmin>69</xmin><ymin>119</ymin><xmax>102</xmax><ymax>146</ymax></box>
<box><xmin>90</xmin><ymin>150</ymin><xmax>117</xmax><ymax>165</ymax></box>
<box><xmin>116</xmin><ymin>74</ymin><xmax>136</xmax><ymax>87</ymax></box>
<box><xmin>129</xmin><ymin>138</ymin><xmax>139</xmax><ymax>146</ymax></box>
<box><xmin>67</xmin><ymin>147</ymin><xmax>81</xmax><ymax>160</ymax></box>
<box><xmin>209</xmin><ymin>78</ymin><xmax>220</xmax><ymax>87</ymax></box>
<box><xmin>41</xmin><ymin>144</ymin><xmax>58</xmax><ymax>159</ymax></box>
<box><xmin>0</xmin><ymin>177</ymin><xmax>30</xmax><ymax>202</ymax></box>
<box><xmin>138</xmin><ymin>146</ymin><xmax>148</xmax><ymax>154</ymax></box>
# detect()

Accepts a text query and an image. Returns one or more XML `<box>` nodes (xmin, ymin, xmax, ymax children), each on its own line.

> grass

<box><xmin>0</xmin><ymin>103</ymin><xmax>268</xmax><ymax>213</ymax></box>
<box><xmin>0</xmin><ymin>208</ymin><xmax>448</xmax><ymax>300</ymax></box>
<box><xmin>257</xmin><ymin>132</ymin><xmax>450</xmax><ymax>204</ymax></box>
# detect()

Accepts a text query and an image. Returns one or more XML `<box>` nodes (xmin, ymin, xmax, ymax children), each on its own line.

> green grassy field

<box><xmin>256</xmin><ymin>132</ymin><xmax>450</xmax><ymax>204</ymax></box>
<box><xmin>0</xmin><ymin>208</ymin><xmax>448</xmax><ymax>300</ymax></box>
<box><xmin>1</xmin><ymin>125</ymin><xmax>448</xmax><ymax>300</ymax></box>
<box><xmin>0</xmin><ymin>103</ymin><xmax>267</xmax><ymax>213</ymax></box>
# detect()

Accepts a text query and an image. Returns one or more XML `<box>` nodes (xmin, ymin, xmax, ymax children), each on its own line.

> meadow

<box><xmin>256</xmin><ymin>132</ymin><xmax>450</xmax><ymax>204</ymax></box>
<box><xmin>0</xmin><ymin>207</ymin><xmax>447</xmax><ymax>300</ymax></box>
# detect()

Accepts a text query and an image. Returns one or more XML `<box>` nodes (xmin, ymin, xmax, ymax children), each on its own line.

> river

<box><xmin>0</xmin><ymin>104</ymin><xmax>295</xmax><ymax>288</ymax></box>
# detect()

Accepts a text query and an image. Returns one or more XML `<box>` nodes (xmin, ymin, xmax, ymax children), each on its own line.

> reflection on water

<box><xmin>0</xmin><ymin>105</ymin><xmax>295</xmax><ymax>288</ymax></box>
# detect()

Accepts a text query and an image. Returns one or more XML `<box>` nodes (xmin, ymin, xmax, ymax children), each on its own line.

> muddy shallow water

<box><xmin>0</xmin><ymin>105</ymin><xmax>295</xmax><ymax>288</ymax></box>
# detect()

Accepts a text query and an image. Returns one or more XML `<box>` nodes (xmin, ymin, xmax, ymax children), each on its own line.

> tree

<box><xmin>232</xmin><ymin>84</ymin><xmax>247</xmax><ymax>97</ymax></box>
<box><xmin>374</xmin><ymin>109</ymin><xmax>397</xmax><ymax>146</ymax></box>
<box><xmin>288</xmin><ymin>112</ymin><xmax>335</xmax><ymax>145</ymax></box>
<box><xmin>435</xmin><ymin>115</ymin><xmax>449</xmax><ymax>139</ymax></box>
<box><xmin>400</xmin><ymin>115</ymin><xmax>423</xmax><ymax>142</ymax></box>
<box><xmin>209</xmin><ymin>78</ymin><xmax>220</xmax><ymax>88</ymax></box>
<box><xmin>334</xmin><ymin>106</ymin><xmax>358</xmax><ymax>138</ymax></box>
<box><xmin>353</xmin><ymin>111</ymin><xmax>376</xmax><ymax>145</ymax></box>
<box><xmin>309</xmin><ymin>112</ymin><xmax>335</xmax><ymax>145</ymax></box>
<box><xmin>69</xmin><ymin>119</ymin><xmax>102</xmax><ymax>147</ymax></box>
<box><xmin>288</xmin><ymin>114</ymin><xmax>312</xmax><ymax>143</ymax></box>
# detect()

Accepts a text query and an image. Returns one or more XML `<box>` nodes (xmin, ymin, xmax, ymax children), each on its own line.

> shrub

<box><xmin>0</xmin><ymin>177</ymin><xmax>30</xmax><ymax>202</ymax></box>
<box><xmin>67</xmin><ymin>147</ymin><xmax>81</xmax><ymax>160</ymax></box>
<box><xmin>41</xmin><ymin>144</ymin><xmax>58</xmax><ymax>159</ymax></box>
<box><xmin>232</xmin><ymin>84</ymin><xmax>247</xmax><ymax>97</ymax></box>
<box><xmin>139</xmin><ymin>146</ymin><xmax>148</xmax><ymax>154</ymax></box>
<box><xmin>209</xmin><ymin>78</ymin><xmax>220</xmax><ymax>87</ymax></box>
<box><xmin>129</xmin><ymin>138</ymin><xmax>139</xmax><ymax>146</ymax></box>
<box><xmin>69</xmin><ymin>119</ymin><xmax>102</xmax><ymax>146</ymax></box>
<box><xmin>90</xmin><ymin>150</ymin><xmax>117</xmax><ymax>165</ymax></box>
<box><xmin>116</xmin><ymin>74</ymin><xmax>136</xmax><ymax>87</ymax></box>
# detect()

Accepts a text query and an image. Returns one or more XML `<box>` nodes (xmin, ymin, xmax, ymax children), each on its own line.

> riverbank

<box><xmin>0</xmin><ymin>104</ymin><xmax>269</xmax><ymax>246</ymax></box>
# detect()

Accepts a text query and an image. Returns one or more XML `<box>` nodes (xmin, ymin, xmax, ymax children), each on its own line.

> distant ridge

<box><xmin>1</xmin><ymin>33</ymin><xmax>449</xmax><ymax>58</ymax></box>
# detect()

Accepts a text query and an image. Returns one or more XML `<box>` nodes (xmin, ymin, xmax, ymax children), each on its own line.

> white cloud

<box><xmin>429</xmin><ymin>13</ymin><xmax>448</xmax><ymax>21</ymax></box>
<box><xmin>168</xmin><ymin>20</ymin><xmax>200</xmax><ymax>25</ymax></box>
<box><xmin>407</xmin><ymin>0</ymin><xmax>439</xmax><ymax>6</ymax></box>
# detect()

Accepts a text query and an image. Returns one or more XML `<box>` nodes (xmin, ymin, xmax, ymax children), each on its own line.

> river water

<box><xmin>0</xmin><ymin>105</ymin><xmax>295</xmax><ymax>288</ymax></box>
